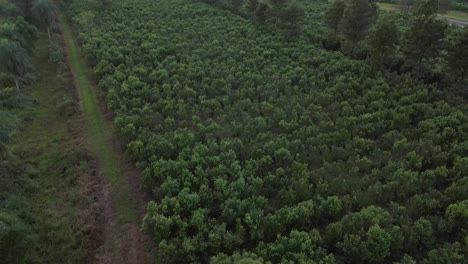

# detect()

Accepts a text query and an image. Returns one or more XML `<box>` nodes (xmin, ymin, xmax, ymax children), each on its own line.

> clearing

<box><xmin>59</xmin><ymin>12</ymin><xmax>152</xmax><ymax>264</ymax></box>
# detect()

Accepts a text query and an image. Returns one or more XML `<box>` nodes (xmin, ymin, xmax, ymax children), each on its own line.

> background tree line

<box><xmin>193</xmin><ymin>0</ymin><xmax>306</xmax><ymax>37</ymax></box>
<box><xmin>324</xmin><ymin>0</ymin><xmax>467</xmax><ymax>96</ymax></box>
<box><xmin>194</xmin><ymin>0</ymin><xmax>467</xmax><ymax>95</ymax></box>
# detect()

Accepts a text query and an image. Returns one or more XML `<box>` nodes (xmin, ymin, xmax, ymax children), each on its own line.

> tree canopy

<box><xmin>35</xmin><ymin>0</ymin><xmax>468</xmax><ymax>262</ymax></box>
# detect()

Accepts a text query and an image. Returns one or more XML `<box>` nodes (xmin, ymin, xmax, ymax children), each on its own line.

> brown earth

<box><xmin>57</xmin><ymin>16</ymin><xmax>154</xmax><ymax>264</ymax></box>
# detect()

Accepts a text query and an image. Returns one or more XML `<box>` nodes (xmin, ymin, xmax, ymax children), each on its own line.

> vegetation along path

<box><xmin>12</xmin><ymin>32</ymin><xmax>85</xmax><ymax>264</ymax></box>
<box><xmin>59</xmin><ymin>13</ymin><xmax>152</xmax><ymax>264</ymax></box>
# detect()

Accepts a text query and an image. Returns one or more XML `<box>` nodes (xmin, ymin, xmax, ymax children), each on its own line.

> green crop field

<box><xmin>2</xmin><ymin>0</ymin><xmax>467</xmax><ymax>263</ymax></box>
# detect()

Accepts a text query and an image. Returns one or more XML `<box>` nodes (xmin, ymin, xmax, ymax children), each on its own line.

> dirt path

<box><xmin>446</xmin><ymin>18</ymin><xmax>468</xmax><ymax>26</ymax></box>
<box><xmin>58</xmin><ymin>14</ymin><xmax>153</xmax><ymax>264</ymax></box>
<box><xmin>377</xmin><ymin>3</ymin><xmax>468</xmax><ymax>26</ymax></box>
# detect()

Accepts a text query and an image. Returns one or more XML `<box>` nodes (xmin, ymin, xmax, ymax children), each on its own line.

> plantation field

<box><xmin>2</xmin><ymin>0</ymin><xmax>467</xmax><ymax>263</ymax></box>
<box><xmin>64</xmin><ymin>0</ymin><xmax>468</xmax><ymax>263</ymax></box>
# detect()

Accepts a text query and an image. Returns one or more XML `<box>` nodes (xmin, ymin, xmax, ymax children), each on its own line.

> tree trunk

<box><xmin>14</xmin><ymin>78</ymin><xmax>20</xmax><ymax>106</ymax></box>
<box><xmin>47</xmin><ymin>27</ymin><xmax>51</xmax><ymax>41</ymax></box>
<box><xmin>14</xmin><ymin>79</ymin><xmax>20</xmax><ymax>94</ymax></box>
<box><xmin>416</xmin><ymin>53</ymin><xmax>424</xmax><ymax>78</ymax></box>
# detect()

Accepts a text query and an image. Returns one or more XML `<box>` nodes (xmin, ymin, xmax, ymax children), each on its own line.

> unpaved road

<box><xmin>446</xmin><ymin>18</ymin><xmax>468</xmax><ymax>26</ymax></box>
<box><xmin>59</xmin><ymin>13</ymin><xmax>153</xmax><ymax>264</ymax></box>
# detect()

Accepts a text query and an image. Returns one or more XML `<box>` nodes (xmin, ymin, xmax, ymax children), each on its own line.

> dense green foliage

<box><xmin>1</xmin><ymin>1</ymin><xmax>86</xmax><ymax>263</ymax></box>
<box><xmin>326</xmin><ymin>0</ymin><xmax>468</xmax><ymax>86</ymax></box>
<box><xmin>189</xmin><ymin>0</ymin><xmax>307</xmax><ymax>37</ymax></box>
<box><xmin>366</xmin><ymin>13</ymin><xmax>400</xmax><ymax>68</ymax></box>
<box><xmin>66</xmin><ymin>0</ymin><xmax>467</xmax><ymax>263</ymax></box>
<box><xmin>1</xmin><ymin>2</ymin><xmax>39</xmax><ymax>261</ymax></box>
<box><xmin>452</xmin><ymin>1</ymin><xmax>468</xmax><ymax>12</ymax></box>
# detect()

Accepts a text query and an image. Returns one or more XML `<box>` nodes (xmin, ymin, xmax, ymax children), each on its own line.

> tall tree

<box><xmin>368</xmin><ymin>0</ymin><xmax>379</xmax><ymax>16</ymax></box>
<box><xmin>268</xmin><ymin>0</ymin><xmax>288</xmax><ymax>29</ymax></box>
<box><xmin>402</xmin><ymin>15</ymin><xmax>447</xmax><ymax>77</ymax></box>
<box><xmin>325</xmin><ymin>0</ymin><xmax>346</xmax><ymax>37</ymax></box>
<box><xmin>277</xmin><ymin>1</ymin><xmax>305</xmax><ymax>38</ymax></box>
<box><xmin>0</xmin><ymin>38</ymin><xmax>32</xmax><ymax>92</ymax></box>
<box><xmin>0</xmin><ymin>112</ymin><xmax>15</xmax><ymax>158</ymax></box>
<box><xmin>446</xmin><ymin>27</ymin><xmax>468</xmax><ymax>79</ymax></box>
<box><xmin>366</xmin><ymin>13</ymin><xmax>400</xmax><ymax>68</ymax></box>
<box><xmin>414</xmin><ymin>0</ymin><xmax>439</xmax><ymax>15</ymax></box>
<box><xmin>230</xmin><ymin>0</ymin><xmax>244</xmax><ymax>12</ymax></box>
<box><xmin>31</xmin><ymin>0</ymin><xmax>57</xmax><ymax>41</ymax></box>
<box><xmin>13</xmin><ymin>0</ymin><xmax>34</xmax><ymax>19</ymax></box>
<box><xmin>247</xmin><ymin>0</ymin><xmax>259</xmax><ymax>19</ymax></box>
<box><xmin>341</xmin><ymin>0</ymin><xmax>375</xmax><ymax>54</ymax></box>
<box><xmin>439</xmin><ymin>0</ymin><xmax>451</xmax><ymax>13</ymax></box>
<box><xmin>255</xmin><ymin>1</ymin><xmax>270</xmax><ymax>24</ymax></box>
<box><xmin>399</xmin><ymin>0</ymin><xmax>415</xmax><ymax>12</ymax></box>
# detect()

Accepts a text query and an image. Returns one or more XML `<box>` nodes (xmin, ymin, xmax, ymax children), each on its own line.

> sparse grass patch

<box><xmin>378</xmin><ymin>3</ymin><xmax>399</xmax><ymax>11</ymax></box>
<box><xmin>443</xmin><ymin>10</ymin><xmax>468</xmax><ymax>20</ymax></box>
<box><xmin>59</xmin><ymin>13</ymin><xmax>138</xmax><ymax>224</ymax></box>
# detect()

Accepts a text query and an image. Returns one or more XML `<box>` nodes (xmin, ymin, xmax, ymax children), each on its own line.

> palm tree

<box><xmin>0</xmin><ymin>38</ymin><xmax>32</xmax><ymax>92</ymax></box>
<box><xmin>31</xmin><ymin>0</ymin><xmax>57</xmax><ymax>41</ymax></box>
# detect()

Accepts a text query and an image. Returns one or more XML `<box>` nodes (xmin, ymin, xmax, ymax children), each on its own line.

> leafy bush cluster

<box><xmin>452</xmin><ymin>0</ymin><xmax>468</xmax><ymax>12</ymax></box>
<box><xmin>67</xmin><ymin>0</ymin><xmax>467</xmax><ymax>263</ymax></box>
